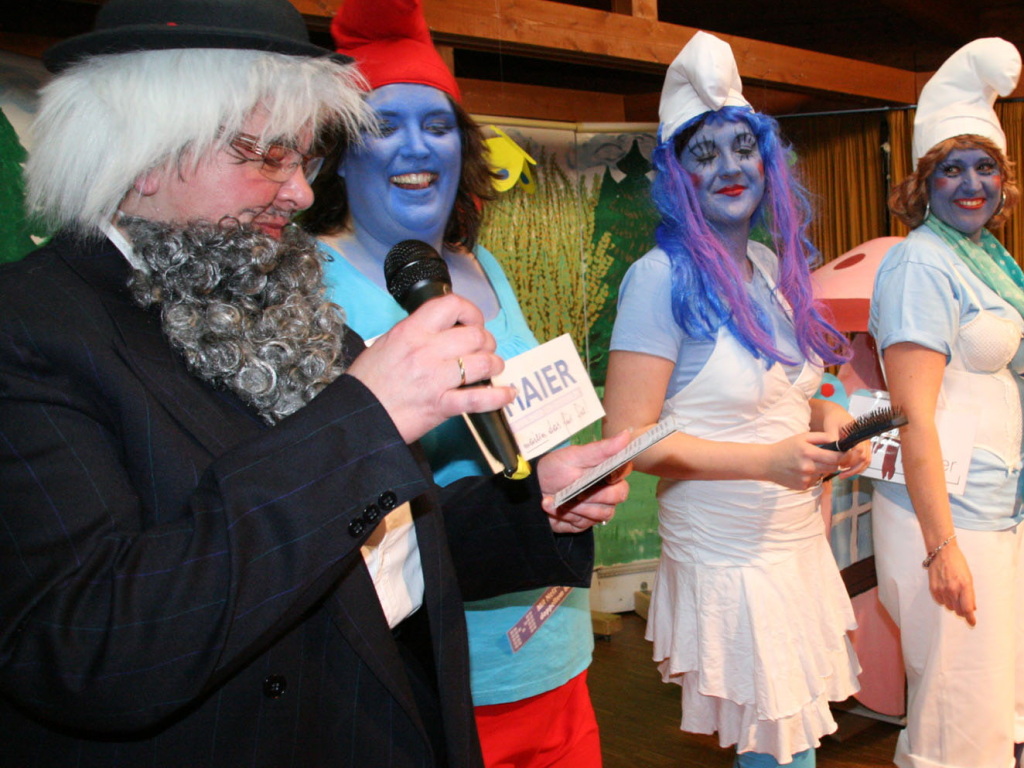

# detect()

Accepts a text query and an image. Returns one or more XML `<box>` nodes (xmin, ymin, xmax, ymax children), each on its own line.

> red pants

<box><xmin>474</xmin><ymin>670</ymin><xmax>602</xmax><ymax>768</ymax></box>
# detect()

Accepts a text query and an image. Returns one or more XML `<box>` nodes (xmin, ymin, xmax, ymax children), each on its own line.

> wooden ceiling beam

<box><xmin>610</xmin><ymin>0</ymin><xmax>658</xmax><ymax>21</ymax></box>
<box><xmin>15</xmin><ymin>1</ymin><xmax>928</xmax><ymax>111</ymax></box>
<box><xmin>459</xmin><ymin>77</ymin><xmax>627</xmax><ymax>122</ymax></box>
<box><xmin>295</xmin><ymin>0</ymin><xmax>919</xmax><ymax>105</ymax></box>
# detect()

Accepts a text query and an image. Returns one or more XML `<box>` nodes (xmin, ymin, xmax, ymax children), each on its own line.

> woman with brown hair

<box><xmin>869</xmin><ymin>37</ymin><xmax>1024</xmax><ymax>768</ymax></box>
<box><xmin>301</xmin><ymin>1</ymin><xmax>604</xmax><ymax>765</ymax></box>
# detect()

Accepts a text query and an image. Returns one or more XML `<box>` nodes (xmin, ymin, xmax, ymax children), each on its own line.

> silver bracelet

<box><xmin>922</xmin><ymin>533</ymin><xmax>957</xmax><ymax>569</ymax></box>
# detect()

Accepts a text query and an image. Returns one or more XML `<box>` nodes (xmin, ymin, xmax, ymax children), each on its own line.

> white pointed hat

<box><xmin>913</xmin><ymin>37</ymin><xmax>1021</xmax><ymax>164</ymax></box>
<box><xmin>659</xmin><ymin>30</ymin><xmax>751</xmax><ymax>142</ymax></box>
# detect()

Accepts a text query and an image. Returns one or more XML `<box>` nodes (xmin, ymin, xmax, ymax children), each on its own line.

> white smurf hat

<box><xmin>913</xmin><ymin>37</ymin><xmax>1021</xmax><ymax>164</ymax></box>
<box><xmin>658</xmin><ymin>30</ymin><xmax>751</xmax><ymax>142</ymax></box>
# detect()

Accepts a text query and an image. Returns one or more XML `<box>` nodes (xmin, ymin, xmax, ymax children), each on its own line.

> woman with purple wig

<box><xmin>603</xmin><ymin>31</ymin><xmax>867</xmax><ymax>768</ymax></box>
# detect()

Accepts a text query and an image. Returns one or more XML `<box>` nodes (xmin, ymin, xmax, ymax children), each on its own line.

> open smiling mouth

<box><xmin>954</xmin><ymin>198</ymin><xmax>986</xmax><ymax>209</ymax></box>
<box><xmin>391</xmin><ymin>172</ymin><xmax>438</xmax><ymax>190</ymax></box>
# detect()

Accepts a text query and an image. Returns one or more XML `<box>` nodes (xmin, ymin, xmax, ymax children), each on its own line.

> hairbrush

<box><xmin>821</xmin><ymin>405</ymin><xmax>908</xmax><ymax>452</ymax></box>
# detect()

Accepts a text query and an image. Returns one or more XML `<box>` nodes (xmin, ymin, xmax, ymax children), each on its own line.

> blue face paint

<box><xmin>927</xmin><ymin>147</ymin><xmax>1002</xmax><ymax>242</ymax></box>
<box><xmin>340</xmin><ymin>83</ymin><xmax>462</xmax><ymax>250</ymax></box>
<box><xmin>680</xmin><ymin>119</ymin><xmax>765</xmax><ymax>240</ymax></box>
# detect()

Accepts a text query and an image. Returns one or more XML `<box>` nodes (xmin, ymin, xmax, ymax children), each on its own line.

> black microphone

<box><xmin>384</xmin><ymin>239</ymin><xmax>530</xmax><ymax>480</ymax></box>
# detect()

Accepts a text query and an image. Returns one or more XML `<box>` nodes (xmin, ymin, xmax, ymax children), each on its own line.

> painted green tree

<box><xmin>586</xmin><ymin>138</ymin><xmax>659</xmax><ymax>384</ymax></box>
<box><xmin>480</xmin><ymin>137</ymin><xmax>662</xmax><ymax>568</ymax></box>
<box><xmin>0</xmin><ymin>108</ymin><xmax>46</xmax><ymax>263</ymax></box>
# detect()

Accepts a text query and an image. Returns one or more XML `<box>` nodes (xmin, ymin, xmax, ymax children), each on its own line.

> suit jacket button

<box><xmin>348</xmin><ymin>518</ymin><xmax>366</xmax><ymax>537</ymax></box>
<box><xmin>263</xmin><ymin>674</ymin><xmax>287</xmax><ymax>699</ymax></box>
<box><xmin>378</xmin><ymin>491</ymin><xmax>398</xmax><ymax>511</ymax></box>
<box><xmin>363</xmin><ymin>503</ymin><xmax>381</xmax><ymax>523</ymax></box>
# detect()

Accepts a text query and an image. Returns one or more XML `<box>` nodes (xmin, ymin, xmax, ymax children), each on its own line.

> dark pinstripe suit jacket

<box><xmin>0</xmin><ymin>234</ymin><xmax>593</xmax><ymax>767</ymax></box>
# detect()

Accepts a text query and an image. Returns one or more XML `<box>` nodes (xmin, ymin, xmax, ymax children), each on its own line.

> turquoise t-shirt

<box><xmin>320</xmin><ymin>240</ymin><xmax>594</xmax><ymax>705</ymax></box>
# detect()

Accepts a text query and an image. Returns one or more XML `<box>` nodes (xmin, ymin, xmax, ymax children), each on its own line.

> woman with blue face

<box><xmin>340</xmin><ymin>83</ymin><xmax>463</xmax><ymax>259</ymax></box>
<box><xmin>868</xmin><ymin>37</ymin><xmax>1024</xmax><ymax>768</ymax></box>
<box><xmin>677</xmin><ymin>117</ymin><xmax>766</xmax><ymax>255</ymax></box>
<box><xmin>306</xmin><ymin>82</ymin><xmax>500</xmax><ymax>318</ymax></box>
<box><xmin>301</xmin><ymin>1</ymin><xmax>605</xmax><ymax>766</ymax></box>
<box><xmin>604</xmin><ymin>31</ymin><xmax>866</xmax><ymax>768</ymax></box>
<box><xmin>926</xmin><ymin>146</ymin><xmax>1004</xmax><ymax>242</ymax></box>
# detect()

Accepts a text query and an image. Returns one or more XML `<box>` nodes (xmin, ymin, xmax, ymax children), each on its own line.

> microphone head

<box><xmin>384</xmin><ymin>239</ymin><xmax>452</xmax><ymax>311</ymax></box>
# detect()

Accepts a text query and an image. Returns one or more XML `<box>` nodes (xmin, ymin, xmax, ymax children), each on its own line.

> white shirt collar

<box><xmin>101</xmin><ymin>219</ymin><xmax>148</xmax><ymax>273</ymax></box>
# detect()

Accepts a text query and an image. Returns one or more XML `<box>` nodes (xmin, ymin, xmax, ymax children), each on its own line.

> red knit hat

<box><xmin>331</xmin><ymin>0</ymin><xmax>461</xmax><ymax>102</ymax></box>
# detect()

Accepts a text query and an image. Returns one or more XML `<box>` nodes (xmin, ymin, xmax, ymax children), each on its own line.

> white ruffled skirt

<box><xmin>646</xmin><ymin>532</ymin><xmax>861</xmax><ymax>763</ymax></box>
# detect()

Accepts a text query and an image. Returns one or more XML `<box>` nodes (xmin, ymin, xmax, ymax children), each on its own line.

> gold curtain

<box><xmin>885</xmin><ymin>109</ymin><xmax>915</xmax><ymax>238</ymax></box>
<box><xmin>778</xmin><ymin>113</ymin><xmax>886</xmax><ymax>264</ymax></box>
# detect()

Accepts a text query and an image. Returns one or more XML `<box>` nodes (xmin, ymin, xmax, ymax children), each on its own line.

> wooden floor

<box><xmin>588</xmin><ymin>612</ymin><xmax>900</xmax><ymax>768</ymax></box>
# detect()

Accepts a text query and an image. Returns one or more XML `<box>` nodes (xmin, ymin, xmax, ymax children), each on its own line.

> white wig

<box><xmin>26</xmin><ymin>48</ymin><xmax>371</xmax><ymax>236</ymax></box>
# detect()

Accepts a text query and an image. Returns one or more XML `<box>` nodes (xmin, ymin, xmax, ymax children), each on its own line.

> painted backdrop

<box><xmin>478</xmin><ymin>120</ymin><xmax>661</xmax><ymax>569</ymax></box>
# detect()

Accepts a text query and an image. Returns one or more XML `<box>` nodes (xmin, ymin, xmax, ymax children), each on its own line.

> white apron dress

<box><xmin>645</xmin><ymin>260</ymin><xmax>861</xmax><ymax>762</ymax></box>
<box><xmin>872</xmin><ymin>240</ymin><xmax>1024</xmax><ymax>768</ymax></box>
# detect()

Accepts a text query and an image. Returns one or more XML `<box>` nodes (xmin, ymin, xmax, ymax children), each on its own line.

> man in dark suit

<box><xmin>0</xmin><ymin>1</ymin><xmax>630</xmax><ymax>765</ymax></box>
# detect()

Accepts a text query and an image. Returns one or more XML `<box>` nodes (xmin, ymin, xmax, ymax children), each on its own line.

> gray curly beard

<box><xmin>123</xmin><ymin>217</ymin><xmax>348</xmax><ymax>424</ymax></box>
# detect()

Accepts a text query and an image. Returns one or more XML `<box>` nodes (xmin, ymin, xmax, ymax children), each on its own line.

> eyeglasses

<box><xmin>228</xmin><ymin>133</ymin><xmax>325</xmax><ymax>184</ymax></box>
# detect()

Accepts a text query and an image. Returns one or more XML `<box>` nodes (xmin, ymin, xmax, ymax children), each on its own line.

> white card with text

<box><xmin>494</xmin><ymin>333</ymin><xmax>604</xmax><ymax>461</ymax></box>
<box><xmin>848</xmin><ymin>389</ymin><xmax>974</xmax><ymax>495</ymax></box>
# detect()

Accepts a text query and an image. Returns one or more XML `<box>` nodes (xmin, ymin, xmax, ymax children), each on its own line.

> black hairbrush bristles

<box><xmin>822</xmin><ymin>405</ymin><xmax>908</xmax><ymax>452</ymax></box>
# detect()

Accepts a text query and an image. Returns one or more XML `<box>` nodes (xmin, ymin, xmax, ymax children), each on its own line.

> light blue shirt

<box><xmin>610</xmin><ymin>243</ymin><xmax>801</xmax><ymax>398</ymax></box>
<box><xmin>869</xmin><ymin>226</ymin><xmax>1024</xmax><ymax>530</ymax></box>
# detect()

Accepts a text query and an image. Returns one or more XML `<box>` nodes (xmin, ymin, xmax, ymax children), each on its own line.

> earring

<box><xmin>993</xmin><ymin>190</ymin><xmax>1007</xmax><ymax>217</ymax></box>
<box><xmin>923</xmin><ymin>200</ymin><xmax>931</xmax><ymax>221</ymax></box>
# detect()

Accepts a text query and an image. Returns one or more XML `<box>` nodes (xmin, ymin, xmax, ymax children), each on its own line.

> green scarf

<box><xmin>925</xmin><ymin>213</ymin><xmax>1024</xmax><ymax>320</ymax></box>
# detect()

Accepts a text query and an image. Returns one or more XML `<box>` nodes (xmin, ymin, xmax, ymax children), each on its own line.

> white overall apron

<box><xmin>645</xmin><ymin>254</ymin><xmax>860</xmax><ymax>762</ymax></box>
<box><xmin>872</xmin><ymin>238</ymin><xmax>1024</xmax><ymax>768</ymax></box>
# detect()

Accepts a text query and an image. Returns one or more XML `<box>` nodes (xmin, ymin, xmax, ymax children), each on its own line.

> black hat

<box><xmin>44</xmin><ymin>0</ymin><xmax>350</xmax><ymax>73</ymax></box>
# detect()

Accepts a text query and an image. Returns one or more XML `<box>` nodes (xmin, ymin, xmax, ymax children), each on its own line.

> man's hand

<box><xmin>347</xmin><ymin>294</ymin><xmax>515</xmax><ymax>443</ymax></box>
<box><xmin>537</xmin><ymin>430</ymin><xmax>632</xmax><ymax>533</ymax></box>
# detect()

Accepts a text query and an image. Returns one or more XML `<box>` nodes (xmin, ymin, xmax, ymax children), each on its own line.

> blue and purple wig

<box><xmin>652</xmin><ymin>105</ymin><xmax>850</xmax><ymax>367</ymax></box>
